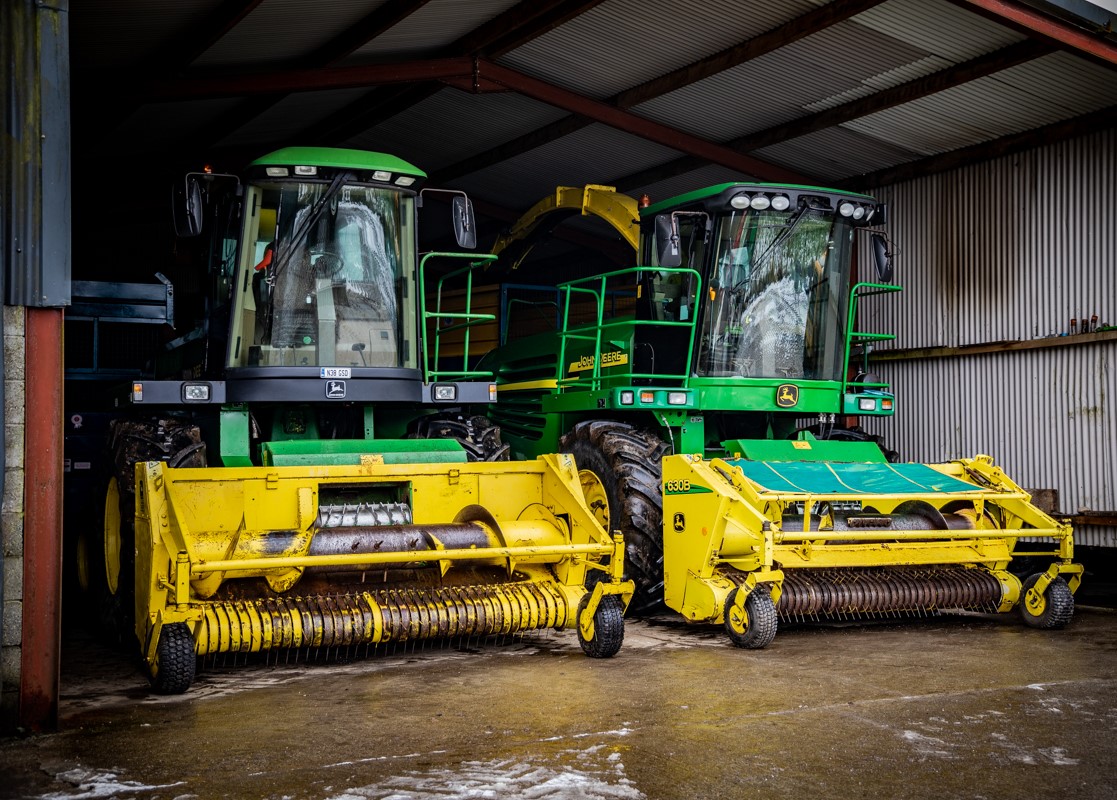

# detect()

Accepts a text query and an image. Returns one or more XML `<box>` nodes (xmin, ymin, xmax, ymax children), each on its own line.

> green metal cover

<box><xmin>727</xmin><ymin>439</ymin><xmax>886</xmax><ymax>463</ymax></box>
<box><xmin>250</xmin><ymin>147</ymin><xmax>426</xmax><ymax>178</ymax></box>
<box><xmin>262</xmin><ymin>438</ymin><xmax>466</xmax><ymax>466</ymax></box>
<box><xmin>729</xmin><ymin>460</ymin><xmax>978</xmax><ymax>495</ymax></box>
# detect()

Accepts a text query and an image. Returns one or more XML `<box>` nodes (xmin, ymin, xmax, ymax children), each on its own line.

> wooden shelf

<box><xmin>870</xmin><ymin>329</ymin><xmax>1117</xmax><ymax>363</ymax></box>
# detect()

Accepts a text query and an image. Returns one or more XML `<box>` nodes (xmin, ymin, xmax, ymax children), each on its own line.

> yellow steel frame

<box><xmin>660</xmin><ymin>454</ymin><xmax>1081</xmax><ymax>624</ymax></box>
<box><xmin>133</xmin><ymin>454</ymin><xmax>633</xmax><ymax>668</ymax></box>
<box><xmin>490</xmin><ymin>185</ymin><xmax>640</xmax><ymax>269</ymax></box>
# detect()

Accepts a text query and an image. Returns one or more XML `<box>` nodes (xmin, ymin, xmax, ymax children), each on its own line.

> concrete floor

<box><xmin>2</xmin><ymin>607</ymin><xmax>1116</xmax><ymax>800</ymax></box>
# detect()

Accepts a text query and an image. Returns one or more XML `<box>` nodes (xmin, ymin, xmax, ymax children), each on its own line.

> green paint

<box><xmin>722</xmin><ymin>438</ymin><xmax>886</xmax><ymax>463</ymax></box>
<box><xmin>219</xmin><ymin>405</ymin><xmax>252</xmax><ymax>467</ymax></box>
<box><xmin>261</xmin><ymin>438</ymin><xmax>466</xmax><ymax>466</ymax></box>
<box><xmin>251</xmin><ymin>147</ymin><xmax>426</xmax><ymax>177</ymax></box>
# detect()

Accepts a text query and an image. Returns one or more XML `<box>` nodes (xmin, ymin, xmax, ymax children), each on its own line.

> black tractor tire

<box><xmin>577</xmin><ymin>594</ymin><xmax>625</xmax><ymax>658</ymax></box>
<box><xmin>149</xmin><ymin>623</ymin><xmax>197</xmax><ymax>695</ymax></box>
<box><xmin>411</xmin><ymin>413</ymin><xmax>510</xmax><ymax>461</ymax></box>
<box><xmin>723</xmin><ymin>586</ymin><xmax>778</xmax><ymax>649</ymax></box>
<box><xmin>1020</xmin><ymin>573</ymin><xmax>1075</xmax><ymax>630</ymax></box>
<box><xmin>104</xmin><ymin>418</ymin><xmax>206</xmax><ymax>639</ymax></box>
<box><xmin>561</xmin><ymin>420</ymin><xmax>668</xmax><ymax>614</ymax></box>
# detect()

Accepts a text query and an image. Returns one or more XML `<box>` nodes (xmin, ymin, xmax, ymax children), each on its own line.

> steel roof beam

<box><xmin>456</xmin><ymin>0</ymin><xmax>606</xmax><ymax>57</ymax></box>
<box><xmin>153</xmin><ymin>0</ymin><xmax>265</xmax><ymax>74</ymax></box>
<box><xmin>190</xmin><ymin>0</ymin><xmax>434</xmax><ymax>149</ymax></box>
<box><xmin>609</xmin><ymin>37</ymin><xmax>1055</xmax><ymax>192</ymax></box>
<box><xmin>947</xmin><ymin>0</ymin><xmax>1117</xmax><ymax>67</ymax></box>
<box><xmin>430</xmin><ymin>0</ymin><xmax>885</xmax><ymax>184</ymax></box>
<box><xmin>299</xmin><ymin>0</ymin><xmax>435</xmax><ymax>67</ymax></box>
<box><xmin>475</xmin><ymin>61</ymin><xmax>811</xmax><ymax>182</ymax></box>
<box><xmin>300</xmin><ymin>0</ymin><xmax>605</xmax><ymax>146</ymax></box>
<box><xmin>145</xmin><ymin>56</ymin><xmax>812</xmax><ymax>182</ymax></box>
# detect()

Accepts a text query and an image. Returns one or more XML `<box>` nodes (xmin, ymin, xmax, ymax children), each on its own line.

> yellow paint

<box><xmin>568</xmin><ymin>351</ymin><xmax>629</xmax><ymax>373</ymax></box>
<box><xmin>131</xmin><ymin>455</ymin><xmax>633</xmax><ymax>676</ymax></box>
<box><xmin>659</xmin><ymin>453</ymin><xmax>1080</xmax><ymax>635</ymax></box>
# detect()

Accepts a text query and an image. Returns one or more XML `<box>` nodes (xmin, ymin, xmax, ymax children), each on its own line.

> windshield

<box><xmin>228</xmin><ymin>181</ymin><xmax>417</xmax><ymax>370</ymax></box>
<box><xmin>697</xmin><ymin>207</ymin><xmax>853</xmax><ymax>380</ymax></box>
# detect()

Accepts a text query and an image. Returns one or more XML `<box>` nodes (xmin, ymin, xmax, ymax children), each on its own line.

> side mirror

<box><xmin>870</xmin><ymin>233</ymin><xmax>893</xmax><ymax>283</ymax></box>
<box><xmin>172</xmin><ymin>175</ymin><xmax>204</xmax><ymax>238</ymax></box>
<box><xmin>452</xmin><ymin>196</ymin><xmax>477</xmax><ymax>250</ymax></box>
<box><xmin>654</xmin><ymin>214</ymin><xmax>681</xmax><ymax>268</ymax></box>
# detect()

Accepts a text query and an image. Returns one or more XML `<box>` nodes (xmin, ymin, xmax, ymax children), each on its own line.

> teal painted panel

<box><xmin>729</xmin><ymin>460</ymin><xmax>977</xmax><ymax>495</ymax></box>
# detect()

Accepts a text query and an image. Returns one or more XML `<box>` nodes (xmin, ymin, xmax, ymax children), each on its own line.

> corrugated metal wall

<box><xmin>860</xmin><ymin>128</ymin><xmax>1117</xmax><ymax>547</ymax></box>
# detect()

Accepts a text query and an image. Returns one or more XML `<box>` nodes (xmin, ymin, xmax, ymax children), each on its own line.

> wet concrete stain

<box><xmin>2</xmin><ymin>609</ymin><xmax>1116</xmax><ymax>799</ymax></box>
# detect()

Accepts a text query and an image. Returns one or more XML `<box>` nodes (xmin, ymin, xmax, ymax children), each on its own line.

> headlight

<box><xmin>620</xmin><ymin>391</ymin><xmax>635</xmax><ymax>405</ymax></box>
<box><xmin>750</xmin><ymin>195</ymin><xmax>771</xmax><ymax>210</ymax></box>
<box><xmin>852</xmin><ymin>205</ymin><xmax>866</xmax><ymax>220</ymax></box>
<box><xmin>771</xmin><ymin>194</ymin><xmax>790</xmax><ymax>211</ymax></box>
<box><xmin>858</xmin><ymin>397</ymin><xmax>876</xmax><ymax>411</ymax></box>
<box><xmin>839</xmin><ymin>202</ymin><xmax>855</xmax><ymax>217</ymax></box>
<box><xmin>667</xmin><ymin>392</ymin><xmax>687</xmax><ymax>405</ymax></box>
<box><xmin>183</xmin><ymin>383</ymin><xmax>210</xmax><ymax>401</ymax></box>
<box><xmin>372</xmin><ymin>170</ymin><xmax>392</xmax><ymax>182</ymax></box>
<box><xmin>730</xmin><ymin>192</ymin><xmax>750</xmax><ymax>210</ymax></box>
<box><xmin>294</xmin><ymin>165</ymin><xmax>317</xmax><ymax>176</ymax></box>
<box><xmin>433</xmin><ymin>384</ymin><xmax>457</xmax><ymax>401</ymax></box>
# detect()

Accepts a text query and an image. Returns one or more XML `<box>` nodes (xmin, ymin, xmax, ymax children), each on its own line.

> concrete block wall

<box><xmin>2</xmin><ymin>305</ymin><xmax>26</xmax><ymax>729</ymax></box>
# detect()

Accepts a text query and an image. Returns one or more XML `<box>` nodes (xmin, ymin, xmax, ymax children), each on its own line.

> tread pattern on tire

<box><xmin>412</xmin><ymin>414</ymin><xmax>511</xmax><ymax>461</ymax></box>
<box><xmin>151</xmin><ymin>622</ymin><xmax>197</xmax><ymax>695</ymax></box>
<box><xmin>723</xmin><ymin>586</ymin><xmax>778</xmax><ymax>649</ymax></box>
<box><xmin>105</xmin><ymin>418</ymin><xmax>206</xmax><ymax>640</ymax></box>
<box><xmin>561</xmin><ymin>420</ymin><xmax>668</xmax><ymax>614</ymax></box>
<box><xmin>1020</xmin><ymin>573</ymin><xmax>1074</xmax><ymax>630</ymax></box>
<box><xmin>578</xmin><ymin>594</ymin><xmax>625</xmax><ymax>658</ymax></box>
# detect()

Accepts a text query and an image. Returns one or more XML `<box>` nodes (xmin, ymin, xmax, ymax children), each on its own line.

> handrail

<box><xmin>555</xmin><ymin>266</ymin><xmax>702</xmax><ymax>391</ymax></box>
<box><xmin>842</xmin><ymin>281</ymin><xmax>903</xmax><ymax>395</ymax></box>
<box><xmin>419</xmin><ymin>252</ymin><xmax>498</xmax><ymax>382</ymax></box>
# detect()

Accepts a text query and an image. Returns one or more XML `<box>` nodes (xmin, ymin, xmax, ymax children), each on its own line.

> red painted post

<box><xmin>20</xmin><ymin>307</ymin><xmax>63</xmax><ymax>732</ymax></box>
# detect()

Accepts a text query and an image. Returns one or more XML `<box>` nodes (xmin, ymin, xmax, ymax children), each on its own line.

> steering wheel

<box><xmin>309</xmin><ymin>246</ymin><xmax>346</xmax><ymax>278</ymax></box>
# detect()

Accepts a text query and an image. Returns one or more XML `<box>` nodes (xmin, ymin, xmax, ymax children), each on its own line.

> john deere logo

<box><xmin>776</xmin><ymin>384</ymin><xmax>799</xmax><ymax>407</ymax></box>
<box><xmin>672</xmin><ymin>512</ymin><xmax>685</xmax><ymax>532</ymax></box>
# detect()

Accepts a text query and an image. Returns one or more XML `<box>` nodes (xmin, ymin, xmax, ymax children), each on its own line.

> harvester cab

<box><xmin>82</xmin><ymin>149</ymin><xmax>633</xmax><ymax>693</ymax></box>
<box><xmin>481</xmin><ymin>182</ymin><xmax>1082</xmax><ymax>646</ymax></box>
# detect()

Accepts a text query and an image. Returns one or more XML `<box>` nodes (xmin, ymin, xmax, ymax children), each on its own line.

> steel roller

<box><xmin>194</xmin><ymin>579</ymin><xmax>571</xmax><ymax>656</ymax></box>
<box><xmin>724</xmin><ymin>567</ymin><xmax>1006</xmax><ymax>621</ymax></box>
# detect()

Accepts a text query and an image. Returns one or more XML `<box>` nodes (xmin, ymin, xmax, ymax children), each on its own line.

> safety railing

<box><xmin>555</xmin><ymin>266</ymin><xmax>702</xmax><ymax>392</ymax></box>
<box><xmin>418</xmin><ymin>252</ymin><xmax>498</xmax><ymax>383</ymax></box>
<box><xmin>841</xmin><ymin>281</ymin><xmax>902</xmax><ymax>395</ymax></box>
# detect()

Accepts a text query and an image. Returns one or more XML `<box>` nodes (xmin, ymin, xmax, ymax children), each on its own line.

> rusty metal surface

<box><xmin>20</xmin><ymin>309</ymin><xmax>66</xmax><ymax>732</ymax></box>
<box><xmin>194</xmin><ymin>578</ymin><xmax>570</xmax><ymax>656</ymax></box>
<box><xmin>724</xmin><ymin>566</ymin><xmax>1005</xmax><ymax>620</ymax></box>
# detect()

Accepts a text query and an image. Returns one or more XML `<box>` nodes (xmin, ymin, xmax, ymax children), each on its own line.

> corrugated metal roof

<box><xmin>630</xmin><ymin>18</ymin><xmax>930</xmax><ymax>142</ymax></box>
<box><xmin>852</xmin><ymin>0</ymin><xmax>1024</xmax><ymax>60</ymax></box>
<box><xmin>340</xmin><ymin>87</ymin><xmax>572</xmax><ymax>173</ymax></box>
<box><xmin>845</xmin><ymin>52</ymin><xmax>1117</xmax><ymax>157</ymax></box>
<box><xmin>68</xmin><ymin>0</ymin><xmax>1117</xmax><ymax>206</ymax></box>
<box><xmin>498</xmin><ymin>0</ymin><xmax>824</xmax><ymax>99</ymax></box>
<box><xmin>346</xmin><ymin>0</ymin><xmax>524</xmax><ymax>63</ymax></box>
<box><xmin>753</xmin><ymin>125</ymin><xmax>923</xmax><ymax>181</ymax></box>
<box><xmin>215</xmin><ymin>88</ymin><xmax>373</xmax><ymax>147</ymax></box>
<box><xmin>451</xmin><ymin>123</ymin><xmax>682</xmax><ymax>208</ymax></box>
<box><xmin>194</xmin><ymin>0</ymin><xmax>390</xmax><ymax>68</ymax></box>
<box><xmin>69</xmin><ymin>0</ymin><xmax>220</xmax><ymax>68</ymax></box>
